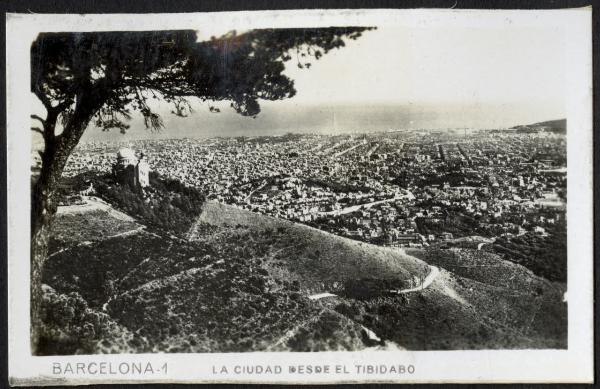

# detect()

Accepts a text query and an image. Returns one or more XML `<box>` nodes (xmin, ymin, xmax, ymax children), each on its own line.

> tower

<box><xmin>113</xmin><ymin>148</ymin><xmax>151</xmax><ymax>188</ymax></box>
<box><xmin>136</xmin><ymin>152</ymin><xmax>150</xmax><ymax>188</ymax></box>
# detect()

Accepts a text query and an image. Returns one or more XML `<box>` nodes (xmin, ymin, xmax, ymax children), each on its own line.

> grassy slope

<box><xmin>194</xmin><ymin>201</ymin><xmax>429</xmax><ymax>292</ymax></box>
<box><xmin>43</xmin><ymin>200</ymin><xmax>369</xmax><ymax>354</ymax></box>
<box><xmin>42</xmin><ymin>198</ymin><xmax>566</xmax><ymax>354</ymax></box>
<box><xmin>403</xmin><ymin>248</ymin><xmax>566</xmax><ymax>349</ymax></box>
<box><xmin>50</xmin><ymin>206</ymin><xmax>141</xmax><ymax>252</ymax></box>
<box><xmin>191</xmin><ymin>202</ymin><xmax>566</xmax><ymax>349</ymax></box>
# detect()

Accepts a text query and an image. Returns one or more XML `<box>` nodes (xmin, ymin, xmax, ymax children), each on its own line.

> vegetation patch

<box><xmin>59</xmin><ymin>171</ymin><xmax>206</xmax><ymax>237</ymax></box>
<box><xmin>38</xmin><ymin>285</ymin><xmax>148</xmax><ymax>355</ymax></box>
<box><xmin>40</xmin><ymin>180</ymin><xmax>566</xmax><ymax>353</ymax></box>
<box><xmin>491</xmin><ymin>221</ymin><xmax>567</xmax><ymax>282</ymax></box>
<box><xmin>42</xmin><ymin>206</ymin><xmax>370</xmax><ymax>353</ymax></box>
<box><xmin>50</xmin><ymin>209</ymin><xmax>140</xmax><ymax>251</ymax></box>
<box><xmin>197</xmin><ymin>201</ymin><xmax>429</xmax><ymax>292</ymax></box>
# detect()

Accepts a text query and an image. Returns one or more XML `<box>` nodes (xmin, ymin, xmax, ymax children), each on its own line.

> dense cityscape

<box><xmin>62</xmin><ymin>128</ymin><xmax>567</xmax><ymax>248</ymax></box>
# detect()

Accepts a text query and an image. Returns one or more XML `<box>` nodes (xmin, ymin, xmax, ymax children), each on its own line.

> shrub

<box><xmin>74</xmin><ymin>171</ymin><xmax>206</xmax><ymax>236</ymax></box>
<box><xmin>38</xmin><ymin>285</ymin><xmax>148</xmax><ymax>355</ymax></box>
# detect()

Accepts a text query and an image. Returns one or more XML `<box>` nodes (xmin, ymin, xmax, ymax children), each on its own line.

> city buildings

<box><xmin>64</xmin><ymin>130</ymin><xmax>567</xmax><ymax>247</ymax></box>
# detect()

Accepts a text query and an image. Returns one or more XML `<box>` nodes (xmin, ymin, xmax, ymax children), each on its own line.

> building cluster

<box><xmin>64</xmin><ymin>129</ymin><xmax>566</xmax><ymax>247</ymax></box>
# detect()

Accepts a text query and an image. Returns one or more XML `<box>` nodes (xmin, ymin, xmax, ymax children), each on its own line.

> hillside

<box><xmin>40</xmin><ymin>188</ymin><xmax>567</xmax><ymax>354</ymax></box>
<box><xmin>192</xmin><ymin>201</ymin><xmax>429</xmax><ymax>293</ymax></box>
<box><xmin>511</xmin><ymin>118</ymin><xmax>566</xmax><ymax>134</ymax></box>
<box><xmin>49</xmin><ymin>196</ymin><xmax>142</xmax><ymax>251</ymax></box>
<box><xmin>401</xmin><ymin>248</ymin><xmax>566</xmax><ymax>348</ymax></box>
<box><xmin>41</xmin><ymin>194</ymin><xmax>375</xmax><ymax>354</ymax></box>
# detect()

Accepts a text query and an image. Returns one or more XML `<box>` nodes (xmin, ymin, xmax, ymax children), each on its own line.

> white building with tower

<box><xmin>113</xmin><ymin>147</ymin><xmax>150</xmax><ymax>188</ymax></box>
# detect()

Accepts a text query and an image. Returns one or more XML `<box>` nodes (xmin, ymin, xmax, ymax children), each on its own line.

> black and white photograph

<box><xmin>6</xmin><ymin>7</ymin><xmax>594</xmax><ymax>385</ymax></box>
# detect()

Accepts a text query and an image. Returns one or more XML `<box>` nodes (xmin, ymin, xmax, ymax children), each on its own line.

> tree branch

<box><xmin>54</xmin><ymin>99</ymin><xmax>74</xmax><ymax>113</ymax></box>
<box><xmin>33</xmin><ymin>86</ymin><xmax>53</xmax><ymax>111</ymax></box>
<box><xmin>31</xmin><ymin>114</ymin><xmax>46</xmax><ymax>126</ymax></box>
<box><xmin>31</xmin><ymin>127</ymin><xmax>44</xmax><ymax>136</ymax></box>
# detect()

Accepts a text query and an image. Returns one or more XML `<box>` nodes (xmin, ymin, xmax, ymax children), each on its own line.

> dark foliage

<box><xmin>43</xmin><ymin>233</ymin><xmax>187</xmax><ymax>308</ymax></box>
<box><xmin>416</xmin><ymin>212</ymin><xmax>483</xmax><ymax>238</ymax></box>
<box><xmin>342</xmin><ymin>279</ymin><xmax>410</xmax><ymax>299</ymax></box>
<box><xmin>55</xmin><ymin>170</ymin><xmax>206</xmax><ymax>236</ymax></box>
<box><xmin>31</xmin><ymin>27</ymin><xmax>373</xmax><ymax>132</ymax></box>
<box><xmin>491</xmin><ymin>221</ymin><xmax>567</xmax><ymax>282</ymax></box>
<box><xmin>30</xmin><ymin>27</ymin><xmax>373</xmax><ymax>352</ymax></box>
<box><xmin>93</xmin><ymin>172</ymin><xmax>205</xmax><ymax>235</ymax></box>
<box><xmin>42</xmin><ymin>230</ymin><xmax>324</xmax><ymax>353</ymax></box>
<box><xmin>38</xmin><ymin>285</ymin><xmax>147</xmax><ymax>355</ymax></box>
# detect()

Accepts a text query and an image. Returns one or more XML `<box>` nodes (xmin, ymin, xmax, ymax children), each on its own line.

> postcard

<box><xmin>6</xmin><ymin>7</ymin><xmax>593</xmax><ymax>385</ymax></box>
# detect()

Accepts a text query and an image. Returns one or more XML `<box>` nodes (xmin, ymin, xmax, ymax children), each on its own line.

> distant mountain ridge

<box><xmin>511</xmin><ymin>118</ymin><xmax>566</xmax><ymax>134</ymax></box>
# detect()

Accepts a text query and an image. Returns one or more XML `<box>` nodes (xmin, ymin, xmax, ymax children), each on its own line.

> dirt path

<box><xmin>267</xmin><ymin>310</ymin><xmax>326</xmax><ymax>350</ymax></box>
<box><xmin>267</xmin><ymin>308</ymin><xmax>394</xmax><ymax>351</ymax></box>
<box><xmin>308</xmin><ymin>292</ymin><xmax>338</xmax><ymax>300</ymax></box>
<box><xmin>47</xmin><ymin>226</ymin><xmax>145</xmax><ymax>259</ymax></box>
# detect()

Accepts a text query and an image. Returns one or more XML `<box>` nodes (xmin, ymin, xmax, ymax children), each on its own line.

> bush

<box><xmin>334</xmin><ymin>302</ymin><xmax>363</xmax><ymax>319</ymax></box>
<box><xmin>38</xmin><ymin>285</ymin><xmax>149</xmax><ymax>355</ymax></box>
<box><xmin>81</xmin><ymin>172</ymin><xmax>206</xmax><ymax>236</ymax></box>
<box><xmin>491</xmin><ymin>222</ymin><xmax>566</xmax><ymax>282</ymax></box>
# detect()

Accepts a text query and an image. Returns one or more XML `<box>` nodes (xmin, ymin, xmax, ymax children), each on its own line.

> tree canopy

<box><xmin>28</xmin><ymin>27</ymin><xmax>373</xmax><ymax>353</ymax></box>
<box><xmin>31</xmin><ymin>27</ymin><xmax>372</xmax><ymax>135</ymax></box>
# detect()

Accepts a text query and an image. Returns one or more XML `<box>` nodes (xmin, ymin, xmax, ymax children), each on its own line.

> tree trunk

<box><xmin>30</xmin><ymin>141</ymin><xmax>63</xmax><ymax>354</ymax></box>
<box><xmin>30</xmin><ymin>91</ymin><xmax>105</xmax><ymax>354</ymax></box>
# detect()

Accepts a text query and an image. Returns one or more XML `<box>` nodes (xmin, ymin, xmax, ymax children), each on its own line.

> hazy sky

<box><xmin>32</xmin><ymin>25</ymin><xmax>566</xmax><ymax>141</ymax></box>
<box><xmin>284</xmin><ymin>26</ymin><xmax>565</xmax><ymax>107</ymax></box>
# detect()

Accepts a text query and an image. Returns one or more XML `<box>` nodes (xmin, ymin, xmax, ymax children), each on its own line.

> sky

<box><xmin>32</xmin><ymin>25</ymin><xmax>566</xmax><ymax>142</ymax></box>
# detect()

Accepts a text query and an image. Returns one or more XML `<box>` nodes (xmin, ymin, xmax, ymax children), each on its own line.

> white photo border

<box><xmin>6</xmin><ymin>8</ymin><xmax>594</xmax><ymax>385</ymax></box>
